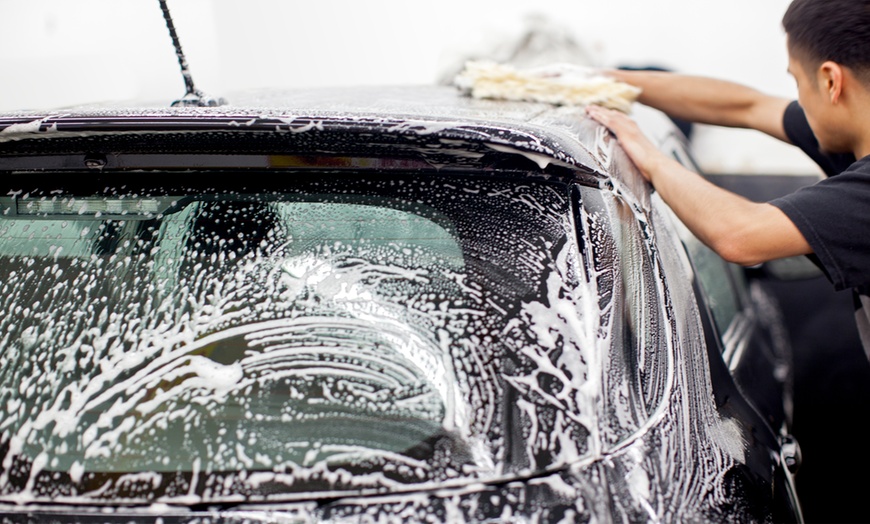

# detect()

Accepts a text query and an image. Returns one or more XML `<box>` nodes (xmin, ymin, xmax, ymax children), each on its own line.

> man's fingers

<box><xmin>585</xmin><ymin>104</ymin><xmax>660</xmax><ymax>179</ymax></box>
<box><xmin>585</xmin><ymin>104</ymin><xmax>609</xmax><ymax>123</ymax></box>
<box><xmin>586</xmin><ymin>105</ymin><xmax>627</xmax><ymax>131</ymax></box>
<box><xmin>590</xmin><ymin>106</ymin><xmax>646</xmax><ymax>140</ymax></box>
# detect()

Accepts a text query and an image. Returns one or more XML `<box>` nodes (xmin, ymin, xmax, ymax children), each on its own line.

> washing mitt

<box><xmin>453</xmin><ymin>60</ymin><xmax>641</xmax><ymax>113</ymax></box>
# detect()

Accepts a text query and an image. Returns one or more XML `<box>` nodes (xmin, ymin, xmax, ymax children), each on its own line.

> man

<box><xmin>586</xmin><ymin>0</ymin><xmax>870</xmax><ymax>356</ymax></box>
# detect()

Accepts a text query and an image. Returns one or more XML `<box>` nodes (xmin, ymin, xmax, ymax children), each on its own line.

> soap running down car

<box><xmin>0</xmin><ymin>82</ymin><xmax>801</xmax><ymax>522</ymax></box>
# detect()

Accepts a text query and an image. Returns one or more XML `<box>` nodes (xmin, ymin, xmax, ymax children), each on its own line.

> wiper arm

<box><xmin>158</xmin><ymin>0</ymin><xmax>226</xmax><ymax>107</ymax></box>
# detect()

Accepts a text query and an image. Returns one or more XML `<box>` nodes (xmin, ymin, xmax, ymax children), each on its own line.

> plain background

<box><xmin>0</xmin><ymin>0</ymin><xmax>819</xmax><ymax>176</ymax></box>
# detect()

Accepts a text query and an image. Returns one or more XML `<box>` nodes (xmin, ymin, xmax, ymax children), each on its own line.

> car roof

<box><xmin>0</xmin><ymin>84</ymin><xmax>684</xmax><ymax>186</ymax></box>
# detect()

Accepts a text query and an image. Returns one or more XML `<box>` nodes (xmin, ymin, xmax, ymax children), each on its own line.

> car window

<box><xmin>0</xmin><ymin>172</ymin><xmax>670</xmax><ymax>503</ymax></box>
<box><xmin>680</xmin><ymin>231</ymin><xmax>742</xmax><ymax>332</ymax></box>
<box><xmin>0</xmin><ymin>189</ymin><xmax>469</xmax><ymax>483</ymax></box>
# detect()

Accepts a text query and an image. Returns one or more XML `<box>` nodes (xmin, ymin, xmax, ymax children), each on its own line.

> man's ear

<box><xmin>819</xmin><ymin>61</ymin><xmax>844</xmax><ymax>104</ymax></box>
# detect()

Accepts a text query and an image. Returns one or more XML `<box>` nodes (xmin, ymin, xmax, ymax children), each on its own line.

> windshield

<box><xmin>0</xmin><ymin>172</ymin><xmax>653</xmax><ymax>504</ymax></box>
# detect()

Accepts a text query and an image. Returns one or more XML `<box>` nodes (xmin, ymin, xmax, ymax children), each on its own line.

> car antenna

<box><xmin>159</xmin><ymin>0</ymin><xmax>226</xmax><ymax>107</ymax></box>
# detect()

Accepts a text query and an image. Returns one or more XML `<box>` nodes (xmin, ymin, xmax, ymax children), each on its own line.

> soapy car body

<box><xmin>0</xmin><ymin>85</ymin><xmax>801</xmax><ymax>522</ymax></box>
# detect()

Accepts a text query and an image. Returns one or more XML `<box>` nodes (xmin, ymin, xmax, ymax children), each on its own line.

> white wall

<box><xmin>0</xmin><ymin>0</ymin><xmax>820</xmax><ymax>176</ymax></box>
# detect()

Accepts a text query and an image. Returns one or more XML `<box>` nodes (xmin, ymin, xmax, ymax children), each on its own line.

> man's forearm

<box><xmin>646</xmin><ymin>154</ymin><xmax>811</xmax><ymax>266</ymax></box>
<box><xmin>607</xmin><ymin>69</ymin><xmax>791</xmax><ymax>141</ymax></box>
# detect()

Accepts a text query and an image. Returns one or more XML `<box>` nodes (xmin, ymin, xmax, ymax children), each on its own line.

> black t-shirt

<box><xmin>769</xmin><ymin>100</ymin><xmax>870</xmax><ymax>354</ymax></box>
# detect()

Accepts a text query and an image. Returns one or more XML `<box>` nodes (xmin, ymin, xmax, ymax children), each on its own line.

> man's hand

<box><xmin>585</xmin><ymin>104</ymin><xmax>664</xmax><ymax>181</ymax></box>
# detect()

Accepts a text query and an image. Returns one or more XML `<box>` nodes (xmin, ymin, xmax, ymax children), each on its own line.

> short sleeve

<box><xmin>769</xmin><ymin>157</ymin><xmax>870</xmax><ymax>290</ymax></box>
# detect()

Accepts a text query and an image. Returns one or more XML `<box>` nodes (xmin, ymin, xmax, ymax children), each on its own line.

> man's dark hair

<box><xmin>783</xmin><ymin>0</ymin><xmax>870</xmax><ymax>80</ymax></box>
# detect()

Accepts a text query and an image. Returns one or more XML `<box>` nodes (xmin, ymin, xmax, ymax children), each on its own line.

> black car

<box><xmin>0</xmin><ymin>82</ymin><xmax>801</xmax><ymax>522</ymax></box>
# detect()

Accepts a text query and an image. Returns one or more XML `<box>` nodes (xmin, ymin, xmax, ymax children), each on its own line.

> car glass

<box><xmin>685</xmin><ymin>234</ymin><xmax>741</xmax><ymax>328</ymax></box>
<box><xmin>0</xmin><ymin>173</ymin><xmax>668</xmax><ymax>503</ymax></box>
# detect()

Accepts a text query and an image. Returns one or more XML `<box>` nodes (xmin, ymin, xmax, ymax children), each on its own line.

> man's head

<box><xmin>783</xmin><ymin>0</ymin><xmax>870</xmax><ymax>155</ymax></box>
<box><xmin>783</xmin><ymin>0</ymin><xmax>870</xmax><ymax>84</ymax></box>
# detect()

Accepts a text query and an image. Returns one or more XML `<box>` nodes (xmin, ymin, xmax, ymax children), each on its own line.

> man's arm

<box><xmin>586</xmin><ymin>105</ymin><xmax>811</xmax><ymax>265</ymax></box>
<box><xmin>607</xmin><ymin>69</ymin><xmax>793</xmax><ymax>143</ymax></box>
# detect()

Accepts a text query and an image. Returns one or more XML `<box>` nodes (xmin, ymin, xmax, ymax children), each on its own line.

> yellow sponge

<box><xmin>453</xmin><ymin>60</ymin><xmax>641</xmax><ymax>113</ymax></box>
